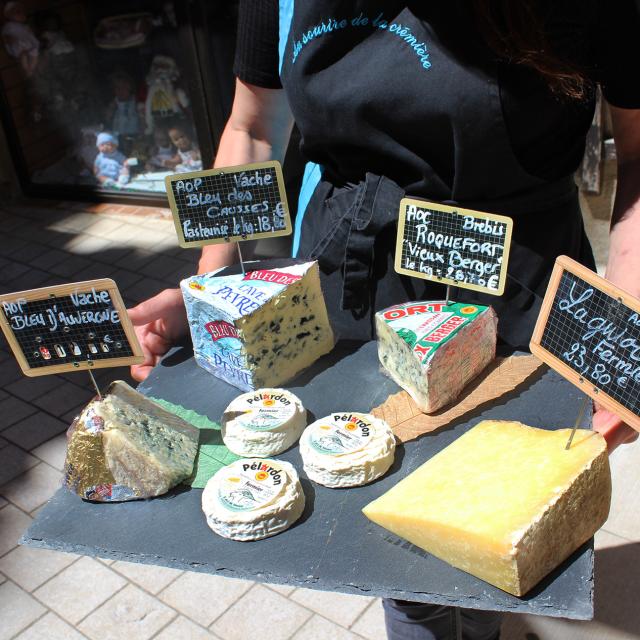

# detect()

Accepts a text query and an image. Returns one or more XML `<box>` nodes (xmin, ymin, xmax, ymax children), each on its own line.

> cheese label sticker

<box><xmin>381</xmin><ymin>302</ymin><xmax>487</xmax><ymax>364</ymax></box>
<box><xmin>217</xmin><ymin>460</ymin><xmax>287</xmax><ymax>512</ymax></box>
<box><xmin>236</xmin><ymin>391</ymin><xmax>296</xmax><ymax>431</ymax></box>
<box><xmin>82</xmin><ymin>407</ymin><xmax>105</xmax><ymax>435</ymax></box>
<box><xmin>243</xmin><ymin>269</ymin><xmax>302</xmax><ymax>286</ymax></box>
<box><xmin>308</xmin><ymin>413</ymin><xmax>373</xmax><ymax>456</ymax></box>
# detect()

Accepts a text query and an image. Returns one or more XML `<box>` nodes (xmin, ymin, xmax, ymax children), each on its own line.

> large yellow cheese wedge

<box><xmin>362</xmin><ymin>420</ymin><xmax>611</xmax><ymax>596</ymax></box>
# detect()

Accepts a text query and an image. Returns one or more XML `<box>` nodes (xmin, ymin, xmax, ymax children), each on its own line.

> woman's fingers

<box><xmin>127</xmin><ymin>289</ymin><xmax>188</xmax><ymax>381</ymax></box>
<box><xmin>592</xmin><ymin>405</ymin><xmax>639</xmax><ymax>452</ymax></box>
<box><xmin>128</xmin><ymin>288</ymin><xmax>183</xmax><ymax>329</ymax></box>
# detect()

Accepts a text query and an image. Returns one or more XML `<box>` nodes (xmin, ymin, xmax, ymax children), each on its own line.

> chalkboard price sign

<box><xmin>394</xmin><ymin>198</ymin><xmax>513</xmax><ymax>296</ymax></box>
<box><xmin>530</xmin><ymin>256</ymin><xmax>640</xmax><ymax>432</ymax></box>
<box><xmin>165</xmin><ymin>161</ymin><xmax>292</xmax><ymax>248</ymax></box>
<box><xmin>0</xmin><ymin>279</ymin><xmax>144</xmax><ymax>377</ymax></box>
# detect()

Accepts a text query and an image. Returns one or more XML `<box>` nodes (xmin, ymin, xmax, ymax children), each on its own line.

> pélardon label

<box><xmin>217</xmin><ymin>460</ymin><xmax>287</xmax><ymax>512</ymax></box>
<box><xmin>308</xmin><ymin>413</ymin><xmax>373</xmax><ymax>456</ymax></box>
<box><xmin>237</xmin><ymin>392</ymin><xmax>296</xmax><ymax>431</ymax></box>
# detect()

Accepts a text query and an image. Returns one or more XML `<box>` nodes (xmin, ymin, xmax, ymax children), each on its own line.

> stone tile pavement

<box><xmin>0</xmin><ymin>198</ymin><xmax>637</xmax><ymax>640</ymax></box>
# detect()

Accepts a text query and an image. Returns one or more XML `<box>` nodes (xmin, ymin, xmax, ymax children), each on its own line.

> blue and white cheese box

<box><xmin>181</xmin><ymin>261</ymin><xmax>334</xmax><ymax>391</ymax></box>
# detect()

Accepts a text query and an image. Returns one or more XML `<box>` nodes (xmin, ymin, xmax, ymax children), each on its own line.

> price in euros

<box><xmin>563</xmin><ymin>342</ymin><xmax>612</xmax><ymax>385</ymax></box>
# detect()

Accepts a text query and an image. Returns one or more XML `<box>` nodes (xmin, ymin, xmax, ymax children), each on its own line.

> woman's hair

<box><xmin>472</xmin><ymin>0</ymin><xmax>590</xmax><ymax>100</ymax></box>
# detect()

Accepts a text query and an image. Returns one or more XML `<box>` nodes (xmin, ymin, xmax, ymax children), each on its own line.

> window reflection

<box><xmin>0</xmin><ymin>1</ymin><xmax>204</xmax><ymax>195</ymax></box>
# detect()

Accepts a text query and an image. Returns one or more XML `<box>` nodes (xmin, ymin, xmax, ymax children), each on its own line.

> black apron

<box><xmin>280</xmin><ymin>2</ymin><xmax>596</xmax><ymax>349</ymax></box>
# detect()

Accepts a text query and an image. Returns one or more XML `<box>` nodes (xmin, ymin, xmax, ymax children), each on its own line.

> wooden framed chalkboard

<box><xmin>530</xmin><ymin>256</ymin><xmax>640</xmax><ymax>432</ymax></box>
<box><xmin>165</xmin><ymin>161</ymin><xmax>292</xmax><ymax>248</ymax></box>
<box><xmin>394</xmin><ymin>198</ymin><xmax>513</xmax><ymax>296</ymax></box>
<box><xmin>0</xmin><ymin>279</ymin><xmax>144</xmax><ymax>377</ymax></box>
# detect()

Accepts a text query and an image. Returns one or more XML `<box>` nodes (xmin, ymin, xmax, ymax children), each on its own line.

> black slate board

<box><xmin>0</xmin><ymin>279</ymin><xmax>142</xmax><ymax>376</ymax></box>
<box><xmin>395</xmin><ymin>198</ymin><xmax>513</xmax><ymax>296</ymax></box>
<box><xmin>22</xmin><ymin>342</ymin><xmax>595</xmax><ymax>619</ymax></box>
<box><xmin>165</xmin><ymin>162</ymin><xmax>292</xmax><ymax>248</ymax></box>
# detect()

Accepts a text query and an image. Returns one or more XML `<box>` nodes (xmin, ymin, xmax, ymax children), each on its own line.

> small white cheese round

<box><xmin>299</xmin><ymin>412</ymin><xmax>396</xmax><ymax>488</ymax></box>
<box><xmin>221</xmin><ymin>389</ymin><xmax>306</xmax><ymax>457</ymax></box>
<box><xmin>202</xmin><ymin>458</ymin><xmax>305</xmax><ymax>541</ymax></box>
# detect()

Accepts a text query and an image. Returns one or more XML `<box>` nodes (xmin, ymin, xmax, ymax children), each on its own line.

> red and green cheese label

<box><xmin>381</xmin><ymin>302</ymin><xmax>487</xmax><ymax>364</ymax></box>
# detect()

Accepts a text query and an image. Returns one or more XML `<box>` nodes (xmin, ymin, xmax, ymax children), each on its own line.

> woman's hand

<box><xmin>128</xmin><ymin>288</ymin><xmax>189</xmax><ymax>381</ymax></box>
<box><xmin>592</xmin><ymin>404</ymin><xmax>638</xmax><ymax>452</ymax></box>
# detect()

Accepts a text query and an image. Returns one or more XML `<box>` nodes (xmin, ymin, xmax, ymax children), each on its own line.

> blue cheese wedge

<box><xmin>182</xmin><ymin>261</ymin><xmax>334</xmax><ymax>391</ymax></box>
<box><xmin>299</xmin><ymin>412</ymin><xmax>396</xmax><ymax>488</ymax></box>
<box><xmin>202</xmin><ymin>458</ymin><xmax>305</xmax><ymax>541</ymax></box>
<box><xmin>64</xmin><ymin>381</ymin><xmax>199</xmax><ymax>502</ymax></box>
<box><xmin>376</xmin><ymin>301</ymin><xmax>497</xmax><ymax>413</ymax></box>
<box><xmin>221</xmin><ymin>388</ymin><xmax>306</xmax><ymax>457</ymax></box>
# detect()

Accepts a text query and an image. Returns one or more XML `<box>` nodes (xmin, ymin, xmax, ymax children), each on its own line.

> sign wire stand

<box><xmin>87</xmin><ymin>368</ymin><xmax>102</xmax><ymax>400</ymax></box>
<box><xmin>565</xmin><ymin>396</ymin><xmax>590</xmax><ymax>450</ymax></box>
<box><xmin>236</xmin><ymin>243</ymin><xmax>246</xmax><ymax>276</ymax></box>
<box><xmin>445</xmin><ymin>284</ymin><xmax>452</xmax><ymax>306</ymax></box>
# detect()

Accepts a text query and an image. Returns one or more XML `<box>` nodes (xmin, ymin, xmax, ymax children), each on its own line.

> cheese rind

<box><xmin>362</xmin><ymin>421</ymin><xmax>611</xmax><ymax>596</ymax></box>
<box><xmin>64</xmin><ymin>381</ymin><xmax>199</xmax><ymax>502</ymax></box>
<box><xmin>182</xmin><ymin>261</ymin><xmax>334</xmax><ymax>391</ymax></box>
<box><xmin>299</xmin><ymin>413</ymin><xmax>396</xmax><ymax>488</ymax></box>
<box><xmin>376</xmin><ymin>301</ymin><xmax>497</xmax><ymax>413</ymax></box>
<box><xmin>221</xmin><ymin>388</ymin><xmax>307</xmax><ymax>456</ymax></box>
<box><xmin>202</xmin><ymin>458</ymin><xmax>305</xmax><ymax>541</ymax></box>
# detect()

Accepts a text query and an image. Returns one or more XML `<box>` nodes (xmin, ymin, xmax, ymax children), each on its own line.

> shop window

<box><xmin>0</xmin><ymin>0</ymin><xmax>235</xmax><ymax>202</ymax></box>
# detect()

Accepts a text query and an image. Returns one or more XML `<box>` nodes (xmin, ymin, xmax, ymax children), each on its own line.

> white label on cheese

<box><xmin>83</xmin><ymin>407</ymin><xmax>105</xmax><ymax>434</ymax></box>
<box><xmin>308</xmin><ymin>413</ymin><xmax>373</xmax><ymax>456</ymax></box>
<box><xmin>388</xmin><ymin>311</ymin><xmax>453</xmax><ymax>337</ymax></box>
<box><xmin>217</xmin><ymin>460</ymin><xmax>287</xmax><ymax>512</ymax></box>
<box><xmin>235</xmin><ymin>392</ymin><xmax>297</xmax><ymax>431</ymax></box>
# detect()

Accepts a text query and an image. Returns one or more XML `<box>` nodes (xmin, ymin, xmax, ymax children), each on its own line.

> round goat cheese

<box><xmin>221</xmin><ymin>389</ymin><xmax>306</xmax><ymax>457</ymax></box>
<box><xmin>202</xmin><ymin>458</ymin><xmax>305</xmax><ymax>541</ymax></box>
<box><xmin>299</xmin><ymin>412</ymin><xmax>396</xmax><ymax>488</ymax></box>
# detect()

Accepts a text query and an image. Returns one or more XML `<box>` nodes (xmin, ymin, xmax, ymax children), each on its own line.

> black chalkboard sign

<box><xmin>165</xmin><ymin>161</ymin><xmax>292</xmax><ymax>248</ymax></box>
<box><xmin>0</xmin><ymin>279</ymin><xmax>144</xmax><ymax>377</ymax></box>
<box><xmin>531</xmin><ymin>256</ymin><xmax>640</xmax><ymax>432</ymax></box>
<box><xmin>395</xmin><ymin>198</ymin><xmax>513</xmax><ymax>296</ymax></box>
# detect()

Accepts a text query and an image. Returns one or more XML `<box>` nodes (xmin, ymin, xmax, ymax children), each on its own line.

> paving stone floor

<box><xmin>0</xmin><ymin>198</ymin><xmax>638</xmax><ymax>640</ymax></box>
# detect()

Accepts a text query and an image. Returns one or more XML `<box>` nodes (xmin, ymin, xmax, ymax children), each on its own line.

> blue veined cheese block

<box><xmin>181</xmin><ymin>261</ymin><xmax>335</xmax><ymax>391</ymax></box>
<box><xmin>376</xmin><ymin>301</ymin><xmax>497</xmax><ymax>413</ymax></box>
<box><xmin>64</xmin><ymin>381</ymin><xmax>199</xmax><ymax>502</ymax></box>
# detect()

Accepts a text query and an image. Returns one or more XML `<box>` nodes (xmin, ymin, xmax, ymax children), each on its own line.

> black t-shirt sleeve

<box><xmin>233</xmin><ymin>0</ymin><xmax>282</xmax><ymax>89</ymax></box>
<box><xmin>596</xmin><ymin>0</ymin><xmax>640</xmax><ymax>108</ymax></box>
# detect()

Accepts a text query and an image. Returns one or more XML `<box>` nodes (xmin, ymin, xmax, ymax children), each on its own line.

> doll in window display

<box><xmin>167</xmin><ymin>122</ymin><xmax>202</xmax><ymax>172</ymax></box>
<box><xmin>1</xmin><ymin>1</ymin><xmax>39</xmax><ymax>76</ymax></box>
<box><xmin>29</xmin><ymin>10</ymin><xmax>94</xmax><ymax>128</ymax></box>
<box><xmin>105</xmin><ymin>70</ymin><xmax>141</xmax><ymax>156</ymax></box>
<box><xmin>94</xmin><ymin>132</ymin><xmax>131</xmax><ymax>187</ymax></box>
<box><xmin>145</xmin><ymin>125</ymin><xmax>176</xmax><ymax>171</ymax></box>
<box><xmin>142</xmin><ymin>54</ymin><xmax>189</xmax><ymax>135</ymax></box>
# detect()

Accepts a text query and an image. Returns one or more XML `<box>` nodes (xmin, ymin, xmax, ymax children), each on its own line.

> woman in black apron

<box><xmin>277</xmin><ymin>1</ymin><xmax>603</xmax><ymax>348</ymax></box>
<box><xmin>237</xmin><ymin>3</ymin><xmax>640</xmax><ymax>638</ymax></box>
<box><xmin>130</xmin><ymin>2</ymin><xmax>640</xmax><ymax>637</ymax></box>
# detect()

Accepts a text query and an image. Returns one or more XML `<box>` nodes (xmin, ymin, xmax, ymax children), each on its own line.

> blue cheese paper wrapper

<box><xmin>64</xmin><ymin>381</ymin><xmax>199</xmax><ymax>502</ymax></box>
<box><xmin>181</xmin><ymin>260</ymin><xmax>334</xmax><ymax>391</ymax></box>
